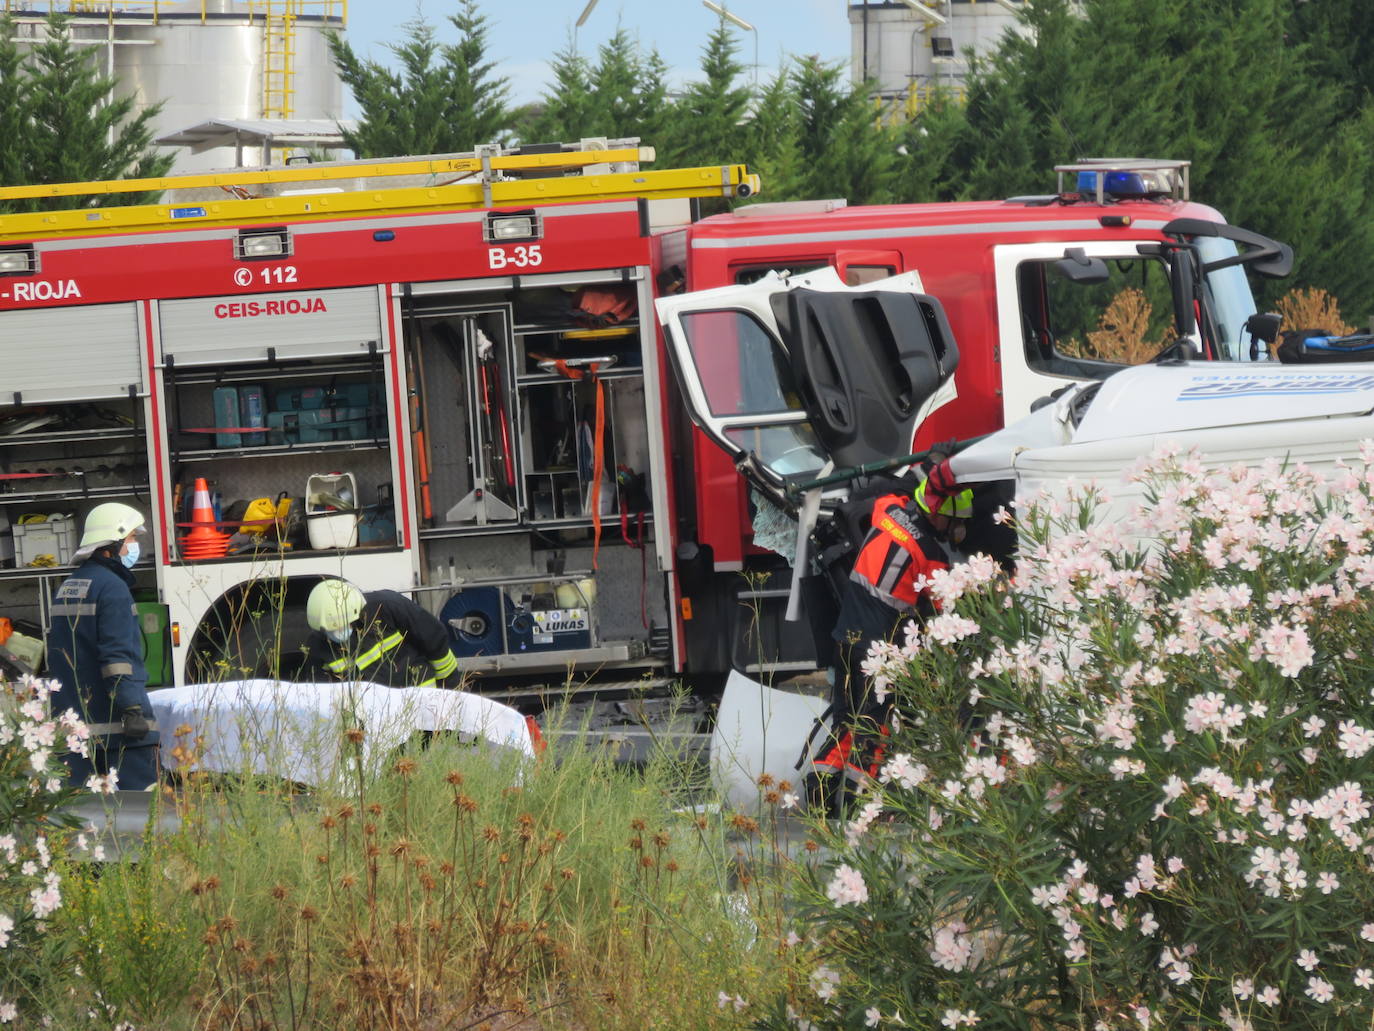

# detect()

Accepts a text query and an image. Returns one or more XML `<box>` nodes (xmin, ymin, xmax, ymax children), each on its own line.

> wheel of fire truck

<box><xmin>186</xmin><ymin>577</ymin><xmax>322</xmax><ymax>684</ymax></box>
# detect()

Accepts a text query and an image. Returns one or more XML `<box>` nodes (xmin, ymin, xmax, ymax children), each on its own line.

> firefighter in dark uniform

<box><xmin>809</xmin><ymin>460</ymin><xmax>972</xmax><ymax>804</ymax></box>
<box><xmin>301</xmin><ymin>579</ymin><xmax>460</xmax><ymax>687</ymax></box>
<box><xmin>47</xmin><ymin>502</ymin><xmax>160</xmax><ymax>790</ymax></box>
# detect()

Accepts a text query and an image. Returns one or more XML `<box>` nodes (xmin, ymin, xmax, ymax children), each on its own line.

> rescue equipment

<box><xmin>178</xmin><ymin>478</ymin><xmax>229</xmax><ymax>559</ymax></box>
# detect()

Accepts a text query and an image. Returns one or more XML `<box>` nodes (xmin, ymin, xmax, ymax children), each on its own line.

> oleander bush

<box><xmin>771</xmin><ymin>447</ymin><xmax>1374</xmax><ymax>1031</ymax></box>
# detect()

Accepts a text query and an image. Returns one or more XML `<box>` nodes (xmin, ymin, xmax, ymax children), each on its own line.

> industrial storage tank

<box><xmin>4</xmin><ymin>1</ymin><xmax>349</xmax><ymax>171</ymax></box>
<box><xmin>849</xmin><ymin>0</ymin><xmax>1027</xmax><ymax>122</ymax></box>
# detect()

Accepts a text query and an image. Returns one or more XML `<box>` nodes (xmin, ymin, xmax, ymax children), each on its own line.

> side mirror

<box><xmin>1245</xmin><ymin>311</ymin><xmax>1282</xmax><ymax>361</ymax></box>
<box><xmin>1053</xmin><ymin>247</ymin><xmax>1110</xmax><ymax>284</ymax></box>
<box><xmin>1245</xmin><ymin>311</ymin><xmax>1282</xmax><ymax>344</ymax></box>
<box><xmin>1170</xmin><ymin>247</ymin><xmax>1197</xmax><ymax>338</ymax></box>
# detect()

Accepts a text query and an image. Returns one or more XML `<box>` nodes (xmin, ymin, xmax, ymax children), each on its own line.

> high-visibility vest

<box><xmin>849</xmin><ymin>493</ymin><xmax>949</xmax><ymax>610</ymax></box>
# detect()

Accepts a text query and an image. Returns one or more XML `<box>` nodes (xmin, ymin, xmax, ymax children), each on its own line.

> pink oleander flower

<box><xmin>810</xmin><ymin>965</ymin><xmax>839</xmax><ymax>1001</ymax></box>
<box><xmin>1336</xmin><ymin>719</ymin><xmax>1374</xmax><ymax>759</ymax></box>
<box><xmin>1305</xmin><ymin>976</ymin><xmax>1334</xmax><ymax>1004</ymax></box>
<box><xmin>929</xmin><ymin>920</ymin><xmax>974</xmax><ymax>972</ymax></box>
<box><xmin>826</xmin><ymin>864</ymin><xmax>869</xmax><ymax>906</ymax></box>
<box><xmin>1257</xmin><ymin>621</ymin><xmax>1315</xmax><ymax>677</ymax></box>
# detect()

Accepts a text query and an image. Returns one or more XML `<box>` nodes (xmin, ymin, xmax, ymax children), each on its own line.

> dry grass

<box><xmin>1060</xmin><ymin>287</ymin><xmax>1170</xmax><ymax>365</ymax></box>
<box><xmin>1274</xmin><ymin>286</ymin><xmax>1357</xmax><ymax>338</ymax></box>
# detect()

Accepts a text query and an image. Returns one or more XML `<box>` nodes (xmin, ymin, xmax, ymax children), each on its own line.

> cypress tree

<box><xmin>743</xmin><ymin>65</ymin><xmax>806</xmax><ymax>202</ymax></box>
<box><xmin>658</xmin><ymin>18</ymin><xmax>752</xmax><ymax>168</ymax></box>
<box><xmin>519</xmin><ymin>39</ymin><xmax>595</xmax><ymax>143</ymax></box>
<box><xmin>441</xmin><ymin>0</ymin><xmax>511</xmax><ymax>149</ymax></box>
<box><xmin>329</xmin><ymin>2</ymin><xmax>511</xmax><ymax>158</ymax></box>
<box><xmin>523</xmin><ymin>28</ymin><xmax>669</xmax><ymax>147</ymax></box>
<box><xmin>789</xmin><ymin>57</ymin><xmax>897</xmax><ymax>205</ymax></box>
<box><xmin>0</xmin><ymin>18</ymin><xmax>29</xmax><ymax>193</ymax></box>
<box><xmin>905</xmin><ymin>0</ymin><xmax>1374</xmax><ymax>308</ymax></box>
<box><xmin>16</xmin><ymin>14</ymin><xmax>170</xmax><ymax>209</ymax></box>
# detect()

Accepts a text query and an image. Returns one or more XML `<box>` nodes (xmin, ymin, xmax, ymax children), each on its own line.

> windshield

<box><xmin>1198</xmin><ymin>236</ymin><xmax>1259</xmax><ymax>361</ymax></box>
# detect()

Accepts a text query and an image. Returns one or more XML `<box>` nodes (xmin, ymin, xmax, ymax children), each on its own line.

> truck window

<box><xmin>734</xmin><ymin>263</ymin><xmax>826</xmax><ymax>285</ymax></box>
<box><xmin>675</xmin><ymin>308</ymin><xmax>828</xmax><ymax>477</ymax></box>
<box><xmin>678</xmin><ymin>309</ymin><xmax>801</xmax><ymax>415</ymax></box>
<box><xmin>1019</xmin><ymin>255</ymin><xmax>1177</xmax><ymax>378</ymax></box>
<box><xmin>732</xmin><ymin>263</ymin><xmax>892</xmax><ymax>287</ymax></box>
<box><xmin>842</xmin><ymin>264</ymin><xmax>896</xmax><ymax>286</ymax></box>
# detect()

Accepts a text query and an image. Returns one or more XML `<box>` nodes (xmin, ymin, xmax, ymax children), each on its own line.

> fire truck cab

<box><xmin>656</xmin><ymin>159</ymin><xmax>1291</xmax><ymax>680</ymax></box>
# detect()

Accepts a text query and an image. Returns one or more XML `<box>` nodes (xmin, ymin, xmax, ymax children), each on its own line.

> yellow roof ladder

<box><xmin>262</xmin><ymin>1</ymin><xmax>299</xmax><ymax>136</ymax></box>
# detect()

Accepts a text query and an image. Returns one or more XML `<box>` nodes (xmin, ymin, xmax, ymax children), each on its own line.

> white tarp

<box><xmin>148</xmin><ymin>680</ymin><xmax>533</xmax><ymax>787</ymax></box>
<box><xmin>710</xmin><ymin>669</ymin><xmax>830</xmax><ymax>811</ymax></box>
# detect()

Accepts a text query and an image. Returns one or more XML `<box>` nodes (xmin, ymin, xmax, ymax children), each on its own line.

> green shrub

<box><xmin>772</xmin><ymin>449</ymin><xmax>1374</xmax><ymax>1031</ymax></box>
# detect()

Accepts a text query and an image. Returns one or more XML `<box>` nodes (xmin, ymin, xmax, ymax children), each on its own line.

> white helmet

<box><xmin>306</xmin><ymin>579</ymin><xmax>365</xmax><ymax>633</ymax></box>
<box><xmin>78</xmin><ymin>502</ymin><xmax>146</xmax><ymax>550</ymax></box>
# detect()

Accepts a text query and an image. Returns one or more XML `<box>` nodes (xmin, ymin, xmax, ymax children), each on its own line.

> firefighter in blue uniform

<box><xmin>300</xmin><ymin>579</ymin><xmax>461</xmax><ymax>687</ymax></box>
<box><xmin>47</xmin><ymin>503</ymin><xmax>159</xmax><ymax>790</ymax></box>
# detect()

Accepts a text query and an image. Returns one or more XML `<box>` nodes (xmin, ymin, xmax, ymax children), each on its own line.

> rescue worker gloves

<box><xmin>307</xmin><ymin>579</ymin><xmax>366</xmax><ymax>633</ymax></box>
<box><xmin>120</xmin><ymin>705</ymin><xmax>151</xmax><ymax>741</ymax></box>
<box><xmin>78</xmin><ymin>502</ymin><xmax>146</xmax><ymax>550</ymax></box>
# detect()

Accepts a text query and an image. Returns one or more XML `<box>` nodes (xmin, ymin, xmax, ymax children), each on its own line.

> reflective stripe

<box><xmin>415</xmin><ymin>676</ymin><xmax>437</xmax><ymax>687</ymax></box>
<box><xmin>85</xmin><ymin>720</ymin><xmax>159</xmax><ymax>736</ymax></box>
<box><xmin>50</xmin><ymin>602</ymin><xmax>99</xmax><ymax>617</ymax></box>
<box><xmin>326</xmin><ymin>631</ymin><xmax>405</xmax><ymax>674</ymax></box>
<box><xmin>101</xmin><ymin>662</ymin><xmax>134</xmax><ymax>677</ymax></box>
<box><xmin>431</xmin><ymin>650</ymin><xmax>458</xmax><ymax>678</ymax></box>
<box><xmin>688</xmin><ymin>219</ymin><xmax>1170</xmax><ymax>250</ymax></box>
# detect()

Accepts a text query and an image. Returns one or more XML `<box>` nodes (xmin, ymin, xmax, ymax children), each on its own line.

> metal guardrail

<box><xmin>2</xmin><ymin>1</ymin><xmax>347</xmax><ymax>27</ymax></box>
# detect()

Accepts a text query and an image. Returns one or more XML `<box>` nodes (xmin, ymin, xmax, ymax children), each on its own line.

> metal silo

<box><xmin>4</xmin><ymin>1</ymin><xmax>349</xmax><ymax>170</ymax></box>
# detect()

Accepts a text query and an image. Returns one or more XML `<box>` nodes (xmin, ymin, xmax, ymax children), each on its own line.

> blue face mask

<box><xmin>325</xmin><ymin>625</ymin><xmax>353</xmax><ymax>645</ymax></box>
<box><xmin>120</xmin><ymin>541</ymin><xmax>140</xmax><ymax>569</ymax></box>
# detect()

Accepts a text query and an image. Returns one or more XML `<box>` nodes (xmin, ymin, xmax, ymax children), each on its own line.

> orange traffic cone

<box><xmin>179</xmin><ymin>477</ymin><xmax>229</xmax><ymax>559</ymax></box>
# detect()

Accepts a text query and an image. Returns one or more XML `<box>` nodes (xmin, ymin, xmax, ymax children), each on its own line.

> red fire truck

<box><xmin>0</xmin><ymin>145</ymin><xmax>1289</xmax><ymax>746</ymax></box>
<box><xmin>655</xmin><ymin>159</ymin><xmax>1290</xmax><ymax>678</ymax></box>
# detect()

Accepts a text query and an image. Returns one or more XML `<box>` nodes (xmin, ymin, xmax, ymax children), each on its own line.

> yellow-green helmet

<box><xmin>78</xmin><ymin>502</ymin><xmax>145</xmax><ymax>550</ymax></box>
<box><xmin>914</xmin><ymin>477</ymin><xmax>973</xmax><ymax>520</ymax></box>
<box><xmin>306</xmin><ymin>579</ymin><xmax>365</xmax><ymax>633</ymax></box>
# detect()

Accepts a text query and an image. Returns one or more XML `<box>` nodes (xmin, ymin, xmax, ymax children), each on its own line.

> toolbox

<box><xmin>212</xmin><ymin>386</ymin><xmax>241</xmax><ymax>447</ymax></box>
<box><xmin>12</xmin><ymin>512</ymin><xmax>76</xmax><ymax>568</ymax></box>
<box><xmin>267</xmin><ymin>407</ymin><xmax>373</xmax><ymax>445</ymax></box>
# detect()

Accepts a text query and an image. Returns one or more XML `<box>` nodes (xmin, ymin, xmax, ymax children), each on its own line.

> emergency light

<box><xmin>1076</xmin><ymin>170</ymin><xmax>1149</xmax><ymax>198</ymax></box>
<box><xmin>1056</xmin><ymin>159</ymin><xmax>1191</xmax><ymax>204</ymax></box>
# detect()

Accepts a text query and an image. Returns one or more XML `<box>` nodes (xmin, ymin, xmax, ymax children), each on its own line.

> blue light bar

<box><xmin>1076</xmin><ymin>170</ymin><xmax>1149</xmax><ymax>199</ymax></box>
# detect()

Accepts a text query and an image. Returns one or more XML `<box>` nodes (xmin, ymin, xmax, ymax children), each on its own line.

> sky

<box><xmin>341</xmin><ymin>0</ymin><xmax>852</xmax><ymax>111</ymax></box>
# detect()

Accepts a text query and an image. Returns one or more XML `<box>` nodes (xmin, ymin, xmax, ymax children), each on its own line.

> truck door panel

<box><xmin>655</xmin><ymin>267</ymin><xmax>958</xmax><ymax>498</ymax></box>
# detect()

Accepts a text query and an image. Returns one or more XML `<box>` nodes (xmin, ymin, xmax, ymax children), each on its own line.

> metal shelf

<box><xmin>0</xmin><ymin>560</ymin><xmax>156</xmax><ymax>582</ymax></box>
<box><xmin>0</xmin><ymin>425</ymin><xmax>141</xmax><ymax>449</ymax></box>
<box><xmin>516</xmin><ymin>366</ymin><xmax>643</xmax><ymax>386</ymax></box>
<box><xmin>164</xmin><ymin>358</ymin><xmax>379</xmax><ymax>387</ymax></box>
<box><xmin>0</xmin><ymin>482</ymin><xmax>149</xmax><ymax>504</ymax></box>
<box><xmin>167</xmin><ymin>543</ymin><xmax>402</xmax><ymax>567</ymax></box>
<box><xmin>419</xmin><ymin>513</ymin><xmax>641</xmax><ymax>541</ymax></box>
<box><xmin>171</xmin><ymin>438</ymin><xmax>387</xmax><ymax>464</ymax></box>
<box><xmin>514</xmin><ymin>320</ymin><xmax>640</xmax><ymax>336</ymax></box>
